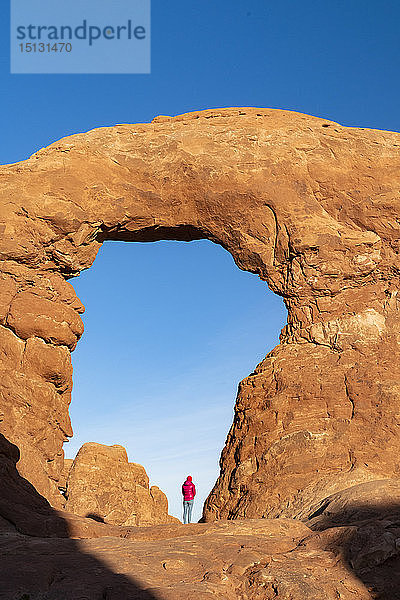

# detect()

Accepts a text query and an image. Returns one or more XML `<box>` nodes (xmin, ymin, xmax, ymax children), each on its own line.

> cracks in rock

<box><xmin>294</xmin><ymin>330</ymin><xmax>342</xmax><ymax>354</ymax></box>
<box><xmin>325</xmin><ymin>400</ymin><xmax>331</xmax><ymax>419</ymax></box>
<box><xmin>20</xmin><ymin>338</ymin><xmax>28</xmax><ymax>370</ymax></box>
<box><xmin>330</xmin><ymin>332</ymin><xmax>343</xmax><ymax>353</ymax></box>
<box><xmin>283</xmin><ymin>223</ymin><xmax>297</xmax><ymax>290</ymax></box>
<box><xmin>264</xmin><ymin>202</ymin><xmax>282</xmax><ymax>269</ymax></box>
<box><xmin>344</xmin><ymin>375</ymin><xmax>355</xmax><ymax>420</ymax></box>
<box><xmin>4</xmin><ymin>288</ymin><xmax>20</xmax><ymax>328</ymax></box>
<box><xmin>271</xmin><ymin>369</ymin><xmax>280</xmax><ymax>396</ymax></box>
<box><xmin>271</xmin><ymin>582</ymin><xmax>279</xmax><ymax>596</ymax></box>
<box><xmin>348</xmin><ymin>449</ymin><xmax>356</xmax><ymax>472</ymax></box>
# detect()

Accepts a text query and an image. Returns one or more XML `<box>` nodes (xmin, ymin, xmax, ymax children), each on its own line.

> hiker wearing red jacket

<box><xmin>182</xmin><ymin>475</ymin><xmax>196</xmax><ymax>523</ymax></box>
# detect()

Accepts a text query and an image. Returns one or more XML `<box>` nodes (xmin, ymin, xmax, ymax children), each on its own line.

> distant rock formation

<box><xmin>63</xmin><ymin>442</ymin><xmax>178</xmax><ymax>526</ymax></box>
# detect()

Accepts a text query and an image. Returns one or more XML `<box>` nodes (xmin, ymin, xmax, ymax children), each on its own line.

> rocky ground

<box><xmin>3</xmin><ymin>493</ymin><xmax>400</xmax><ymax>600</ymax></box>
<box><xmin>0</xmin><ymin>513</ymin><xmax>370</xmax><ymax>600</ymax></box>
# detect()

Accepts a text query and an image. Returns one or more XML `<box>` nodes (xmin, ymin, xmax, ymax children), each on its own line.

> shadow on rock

<box><xmin>306</xmin><ymin>480</ymin><xmax>400</xmax><ymax>600</ymax></box>
<box><xmin>85</xmin><ymin>512</ymin><xmax>106</xmax><ymax>523</ymax></box>
<box><xmin>0</xmin><ymin>433</ymin><xmax>161</xmax><ymax>600</ymax></box>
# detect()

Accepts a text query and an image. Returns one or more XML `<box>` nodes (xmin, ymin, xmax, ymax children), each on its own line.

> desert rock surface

<box><xmin>63</xmin><ymin>442</ymin><xmax>178</xmax><ymax>526</ymax></box>
<box><xmin>0</xmin><ymin>510</ymin><xmax>372</xmax><ymax>600</ymax></box>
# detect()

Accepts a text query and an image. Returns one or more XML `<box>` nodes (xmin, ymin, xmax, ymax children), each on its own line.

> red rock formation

<box><xmin>0</xmin><ymin>107</ymin><xmax>399</xmax><ymax>525</ymax></box>
<box><xmin>64</xmin><ymin>442</ymin><xmax>178</xmax><ymax>525</ymax></box>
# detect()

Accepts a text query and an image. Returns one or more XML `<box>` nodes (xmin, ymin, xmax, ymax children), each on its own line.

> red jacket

<box><xmin>182</xmin><ymin>479</ymin><xmax>196</xmax><ymax>501</ymax></box>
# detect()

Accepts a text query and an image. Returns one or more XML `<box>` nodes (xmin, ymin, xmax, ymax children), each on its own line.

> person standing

<box><xmin>182</xmin><ymin>475</ymin><xmax>196</xmax><ymax>524</ymax></box>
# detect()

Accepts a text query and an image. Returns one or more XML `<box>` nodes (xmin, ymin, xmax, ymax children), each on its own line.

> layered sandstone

<box><xmin>63</xmin><ymin>442</ymin><xmax>178</xmax><ymax>526</ymax></box>
<box><xmin>0</xmin><ymin>106</ymin><xmax>399</xmax><ymax>525</ymax></box>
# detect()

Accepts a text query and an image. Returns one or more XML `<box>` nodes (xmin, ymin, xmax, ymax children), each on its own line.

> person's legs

<box><xmin>187</xmin><ymin>499</ymin><xmax>194</xmax><ymax>523</ymax></box>
<box><xmin>183</xmin><ymin>501</ymin><xmax>188</xmax><ymax>524</ymax></box>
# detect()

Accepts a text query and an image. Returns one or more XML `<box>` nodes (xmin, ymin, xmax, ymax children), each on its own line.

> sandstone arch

<box><xmin>1</xmin><ymin>107</ymin><xmax>399</xmax><ymax>520</ymax></box>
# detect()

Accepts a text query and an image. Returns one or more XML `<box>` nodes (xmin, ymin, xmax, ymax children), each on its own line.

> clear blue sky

<box><xmin>1</xmin><ymin>1</ymin><xmax>399</xmax><ymax>521</ymax></box>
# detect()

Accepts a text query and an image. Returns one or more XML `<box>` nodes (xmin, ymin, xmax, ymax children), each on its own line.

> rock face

<box><xmin>0</xmin><ymin>106</ymin><xmax>400</xmax><ymax>524</ymax></box>
<box><xmin>63</xmin><ymin>442</ymin><xmax>178</xmax><ymax>526</ymax></box>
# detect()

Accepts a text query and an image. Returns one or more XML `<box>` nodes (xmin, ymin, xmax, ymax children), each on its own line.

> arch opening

<box><xmin>65</xmin><ymin>238</ymin><xmax>287</xmax><ymax>522</ymax></box>
<box><xmin>96</xmin><ymin>223</ymin><xmax>210</xmax><ymax>244</ymax></box>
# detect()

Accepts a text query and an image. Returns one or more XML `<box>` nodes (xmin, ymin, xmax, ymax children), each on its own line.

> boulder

<box><xmin>64</xmin><ymin>442</ymin><xmax>178</xmax><ymax>526</ymax></box>
<box><xmin>307</xmin><ymin>479</ymin><xmax>400</xmax><ymax>530</ymax></box>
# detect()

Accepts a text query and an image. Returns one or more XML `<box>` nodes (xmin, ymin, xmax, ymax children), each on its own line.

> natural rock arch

<box><xmin>1</xmin><ymin>107</ymin><xmax>399</xmax><ymax>520</ymax></box>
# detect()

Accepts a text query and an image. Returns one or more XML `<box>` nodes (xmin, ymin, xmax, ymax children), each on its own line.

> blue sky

<box><xmin>69</xmin><ymin>241</ymin><xmax>285</xmax><ymax>521</ymax></box>
<box><xmin>1</xmin><ymin>0</ymin><xmax>399</xmax><ymax>521</ymax></box>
